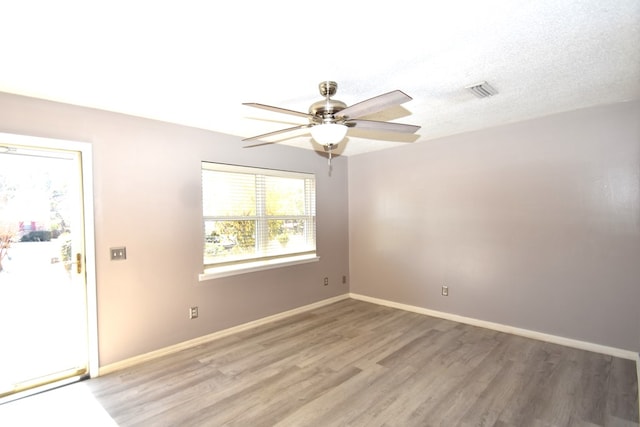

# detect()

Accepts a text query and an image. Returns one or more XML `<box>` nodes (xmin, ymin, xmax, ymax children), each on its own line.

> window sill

<box><xmin>199</xmin><ymin>254</ymin><xmax>320</xmax><ymax>281</ymax></box>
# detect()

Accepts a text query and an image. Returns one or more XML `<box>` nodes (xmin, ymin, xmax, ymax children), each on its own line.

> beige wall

<box><xmin>348</xmin><ymin>100</ymin><xmax>640</xmax><ymax>352</ymax></box>
<box><xmin>0</xmin><ymin>91</ymin><xmax>349</xmax><ymax>365</ymax></box>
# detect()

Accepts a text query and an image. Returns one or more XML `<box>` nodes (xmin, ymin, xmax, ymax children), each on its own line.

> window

<box><xmin>201</xmin><ymin>162</ymin><xmax>317</xmax><ymax>278</ymax></box>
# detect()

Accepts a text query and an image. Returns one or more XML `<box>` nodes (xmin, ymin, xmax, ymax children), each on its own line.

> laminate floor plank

<box><xmin>608</xmin><ymin>357</ymin><xmax>640</xmax><ymax>422</ymax></box>
<box><xmin>226</xmin><ymin>366</ymin><xmax>363</xmax><ymax>427</ymax></box>
<box><xmin>324</xmin><ymin>316</ymin><xmax>443</xmax><ymax>372</ymax></box>
<box><xmin>571</xmin><ymin>351</ymin><xmax>611</xmax><ymax>425</ymax></box>
<box><xmin>493</xmin><ymin>343</ymin><xmax>574</xmax><ymax>426</ymax></box>
<box><xmin>1</xmin><ymin>299</ymin><xmax>637</xmax><ymax>427</ymax></box>
<box><xmin>385</xmin><ymin>328</ymin><xmax>507</xmax><ymax>426</ymax></box>
<box><xmin>457</xmin><ymin>335</ymin><xmax>544</xmax><ymax>426</ymax></box>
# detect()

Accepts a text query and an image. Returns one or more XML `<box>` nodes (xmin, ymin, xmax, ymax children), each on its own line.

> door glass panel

<box><xmin>0</xmin><ymin>144</ymin><xmax>88</xmax><ymax>399</ymax></box>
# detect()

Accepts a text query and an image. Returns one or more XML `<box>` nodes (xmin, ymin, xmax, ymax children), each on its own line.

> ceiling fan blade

<box><xmin>243</xmin><ymin>103</ymin><xmax>311</xmax><ymax>119</ymax></box>
<box><xmin>243</xmin><ymin>124</ymin><xmax>311</xmax><ymax>143</ymax></box>
<box><xmin>347</xmin><ymin>119</ymin><xmax>420</xmax><ymax>134</ymax></box>
<box><xmin>337</xmin><ymin>90</ymin><xmax>413</xmax><ymax>120</ymax></box>
<box><xmin>243</xmin><ymin>140</ymin><xmax>280</xmax><ymax>148</ymax></box>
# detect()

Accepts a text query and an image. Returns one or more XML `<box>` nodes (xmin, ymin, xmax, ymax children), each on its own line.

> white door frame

<box><xmin>0</xmin><ymin>132</ymin><xmax>99</xmax><ymax>379</ymax></box>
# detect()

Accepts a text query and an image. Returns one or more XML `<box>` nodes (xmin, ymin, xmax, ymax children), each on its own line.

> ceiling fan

<box><xmin>242</xmin><ymin>81</ymin><xmax>420</xmax><ymax>164</ymax></box>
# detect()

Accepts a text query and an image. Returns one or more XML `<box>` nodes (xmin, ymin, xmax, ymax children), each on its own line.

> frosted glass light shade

<box><xmin>310</xmin><ymin>123</ymin><xmax>348</xmax><ymax>145</ymax></box>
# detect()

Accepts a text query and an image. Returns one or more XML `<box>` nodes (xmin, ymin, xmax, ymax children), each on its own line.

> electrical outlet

<box><xmin>189</xmin><ymin>306</ymin><xmax>199</xmax><ymax>319</ymax></box>
<box><xmin>441</xmin><ymin>285</ymin><xmax>449</xmax><ymax>296</ymax></box>
<box><xmin>324</xmin><ymin>277</ymin><xmax>329</xmax><ymax>286</ymax></box>
<box><xmin>110</xmin><ymin>247</ymin><xmax>126</xmax><ymax>260</ymax></box>
<box><xmin>342</xmin><ymin>275</ymin><xmax>347</xmax><ymax>284</ymax></box>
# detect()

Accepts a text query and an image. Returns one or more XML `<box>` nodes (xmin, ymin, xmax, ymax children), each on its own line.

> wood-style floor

<box><xmin>2</xmin><ymin>299</ymin><xmax>639</xmax><ymax>426</ymax></box>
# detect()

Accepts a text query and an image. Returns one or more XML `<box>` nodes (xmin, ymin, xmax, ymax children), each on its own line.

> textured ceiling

<box><xmin>1</xmin><ymin>0</ymin><xmax>639</xmax><ymax>156</ymax></box>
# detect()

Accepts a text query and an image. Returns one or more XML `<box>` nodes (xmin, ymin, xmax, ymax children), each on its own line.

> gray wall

<box><xmin>3</xmin><ymin>89</ymin><xmax>637</xmax><ymax>364</ymax></box>
<box><xmin>0</xmin><ymin>91</ymin><xmax>349</xmax><ymax>366</ymax></box>
<box><xmin>348</xmin><ymin>101</ymin><xmax>640</xmax><ymax>352</ymax></box>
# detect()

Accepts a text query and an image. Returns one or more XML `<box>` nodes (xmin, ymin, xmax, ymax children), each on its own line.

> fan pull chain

<box><xmin>328</xmin><ymin>146</ymin><xmax>332</xmax><ymax>167</ymax></box>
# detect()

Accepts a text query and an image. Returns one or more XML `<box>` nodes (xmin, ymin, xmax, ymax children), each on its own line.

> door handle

<box><xmin>76</xmin><ymin>253</ymin><xmax>82</xmax><ymax>274</ymax></box>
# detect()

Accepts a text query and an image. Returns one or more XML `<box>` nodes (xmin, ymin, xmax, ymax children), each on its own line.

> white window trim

<box><xmin>201</xmin><ymin>162</ymin><xmax>317</xmax><ymax>280</ymax></box>
<box><xmin>199</xmin><ymin>253</ymin><xmax>320</xmax><ymax>281</ymax></box>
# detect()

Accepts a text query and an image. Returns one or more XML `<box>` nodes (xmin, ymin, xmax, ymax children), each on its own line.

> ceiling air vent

<box><xmin>466</xmin><ymin>81</ymin><xmax>497</xmax><ymax>98</ymax></box>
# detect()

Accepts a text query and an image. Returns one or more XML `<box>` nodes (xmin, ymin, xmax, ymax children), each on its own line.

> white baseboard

<box><xmin>350</xmin><ymin>293</ymin><xmax>638</xmax><ymax>361</ymax></box>
<box><xmin>100</xmin><ymin>293</ymin><xmax>350</xmax><ymax>376</ymax></box>
<box><xmin>101</xmin><ymin>292</ymin><xmax>637</xmax><ymax>377</ymax></box>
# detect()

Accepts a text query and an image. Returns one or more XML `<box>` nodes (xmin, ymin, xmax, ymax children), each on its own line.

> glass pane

<box><xmin>204</xmin><ymin>219</ymin><xmax>256</xmax><ymax>263</ymax></box>
<box><xmin>266</xmin><ymin>176</ymin><xmax>305</xmax><ymax>216</ymax></box>
<box><xmin>266</xmin><ymin>219</ymin><xmax>315</xmax><ymax>254</ymax></box>
<box><xmin>202</xmin><ymin>170</ymin><xmax>256</xmax><ymax>216</ymax></box>
<box><xmin>202</xmin><ymin>163</ymin><xmax>316</xmax><ymax>268</ymax></box>
<box><xmin>0</xmin><ymin>145</ymin><xmax>88</xmax><ymax>397</ymax></box>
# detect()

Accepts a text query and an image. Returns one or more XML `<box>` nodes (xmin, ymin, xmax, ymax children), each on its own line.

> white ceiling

<box><xmin>1</xmin><ymin>0</ymin><xmax>639</xmax><ymax>156</ymax></box>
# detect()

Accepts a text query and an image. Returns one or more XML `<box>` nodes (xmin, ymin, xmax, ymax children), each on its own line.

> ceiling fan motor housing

<box><xmin>310</xmin><ymin>81</ymin><xmax>347</xmax><ymax>124</ymax></box>
<box><xmin>309</xmin><ymin>99</ymin><xmax>347</xmax><ymax>124</ymax></box>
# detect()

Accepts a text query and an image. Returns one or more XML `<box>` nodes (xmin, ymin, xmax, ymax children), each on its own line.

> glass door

<box><xmin>0</xmin><ymin>141</ymin><xmax>92</xmax><ymax>400</ymax></box>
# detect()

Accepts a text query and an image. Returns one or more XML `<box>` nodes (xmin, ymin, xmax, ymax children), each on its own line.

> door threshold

<box><xmin>1</xmin><ymin>368</ymin><xmax>88</xmax><ymax>405</ymax></box>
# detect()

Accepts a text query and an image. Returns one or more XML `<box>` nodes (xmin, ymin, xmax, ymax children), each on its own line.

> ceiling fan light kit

<box><xmin>310</xmin><ymin>123</ymin><xmax>348</xmax><ymax>145</ymax></box>
<box><xmin>242</xmin><ymin>81</ymin><xmax>420</xmax><ymax>166</ymax></box>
